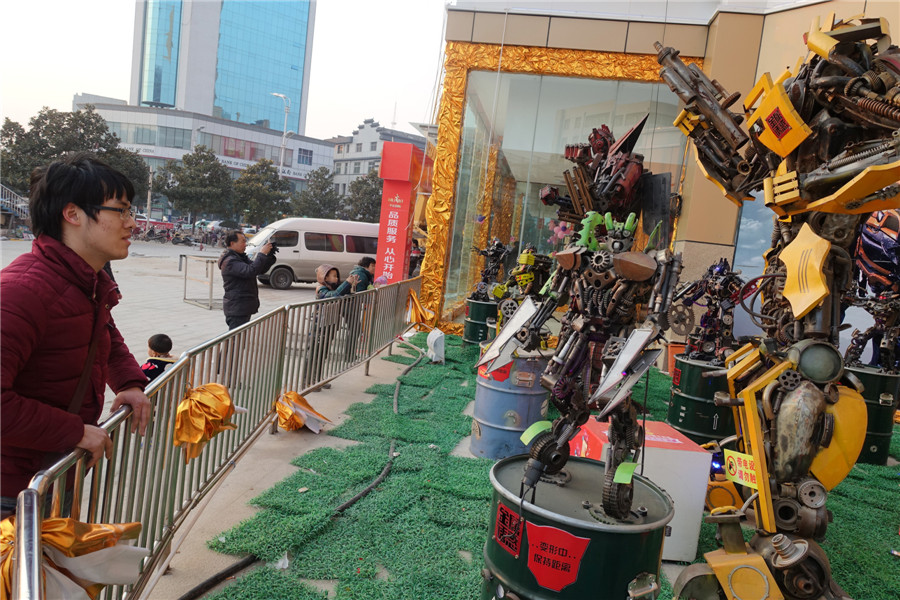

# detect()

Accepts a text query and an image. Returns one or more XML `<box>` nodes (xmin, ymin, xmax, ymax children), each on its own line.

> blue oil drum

<box><xmin>471</xmin><ymin>341</ymin><xmax>550</xmax><ymax>460</ymax></box>
<box><xmin>481</xmin><ymin>455</ymin><xmax>674</xmax><ymax>599</ymax></box>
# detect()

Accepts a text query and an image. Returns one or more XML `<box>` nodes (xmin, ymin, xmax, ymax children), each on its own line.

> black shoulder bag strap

<box><xmin>67</xmin><ymin>303</ymin><xmax>104</xmax><ymax>415</ymax></box>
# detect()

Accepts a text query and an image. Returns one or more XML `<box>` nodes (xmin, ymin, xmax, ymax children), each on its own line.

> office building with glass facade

<box><xmin>77</xmin><ymin>101</ymin><xmax>333</xmax><ymax>219</ymax></box>
<box><xmin>130</xmin><ymin>0</ymin><xmax>315</xmax><ymax>135</ymax></box>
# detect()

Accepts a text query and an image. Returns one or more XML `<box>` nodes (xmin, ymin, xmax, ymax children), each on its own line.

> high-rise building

<box><xmin>130</xmin><ymin>0</ymin><xmax>315</xmax><ymax>135</ymax></box>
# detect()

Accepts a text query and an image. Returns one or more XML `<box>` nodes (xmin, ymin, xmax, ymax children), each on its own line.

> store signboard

<box><xmin>376</xmin><ymin>142</ymin><xmax>431</xmax><ymax>283</ymax></box>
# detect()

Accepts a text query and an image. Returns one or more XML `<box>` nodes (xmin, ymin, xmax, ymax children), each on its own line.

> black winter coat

<box><xmin>218</xmin><ymin>249</ymin><xmax>276</xmax><ymax>317</ymax></box>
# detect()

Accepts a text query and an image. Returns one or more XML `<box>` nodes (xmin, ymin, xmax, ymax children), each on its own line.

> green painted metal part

<box><xmin>481</xmin><ymin>456</ymin><xmax>673</xmax><ymax>600</ymax></box>
<box><xmin>464</xmin><ymin>298</ymin><xmax>499</xmax><ymax>344</ymax></box>
<box><xmin>845</xmin><ymin>365</ymin><xmax>900</xmax><ymax>465</ymax></box>
<box><xmin>665</xmin><ymin>355</ymin><xmax>737</xmax><ymax>445</ymax></box>
<box><xmin>576</xmin><ymin>211</ymin><xmax>603</xmax><ymax>251</ymax></box>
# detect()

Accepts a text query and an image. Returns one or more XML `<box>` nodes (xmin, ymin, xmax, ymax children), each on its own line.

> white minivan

<box><xmin>246</xmin><ymin>218</ymin><xmax>379</xmax><ymax>289</ymax></box>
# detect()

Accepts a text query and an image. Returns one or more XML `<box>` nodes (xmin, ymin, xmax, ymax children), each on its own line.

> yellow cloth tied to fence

<box><xmin>0</xmin><ymin>516</ymin><xmax>147</xmax><ymax>600</ymax></box>
<box><xmin>407</xmin><ymin>290</ymin><xmax>434</xmax><ymax>329</ymax></box>
<box><xmin>275</xmin><ymin>392</ymin><xmax>331</xmax><ymax>433</ymax></box>
<box><xmin>174</xmin><ymin>383</ymin><xmax>238</xmax><ymax>461</ymax></box>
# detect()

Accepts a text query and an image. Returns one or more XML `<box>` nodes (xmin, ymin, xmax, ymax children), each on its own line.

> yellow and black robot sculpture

<box><xmin>656</xmin><ymin>14</ymin><xmax>900</xmax><ymax>600</ymax></box>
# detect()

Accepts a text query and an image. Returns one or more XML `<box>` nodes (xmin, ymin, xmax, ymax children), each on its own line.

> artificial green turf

<box><xmin>890</xmin><ymin>422</ymin><xmax>900</xmax><ymax>460</ymax></box>
<box><xmin>207</xmin><ymin>334</ymin><xmax>494</xmax><ymax>600</ymax></box>
<box><xmin>206</xmin><ymin>334</ymin><xmax>900</xmax><ymax>600</ymax></box>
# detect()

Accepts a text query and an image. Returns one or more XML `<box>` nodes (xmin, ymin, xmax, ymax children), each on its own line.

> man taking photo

<box><xmin>218</xmin><ymin>231</ymin><xmax>276</xmax><ymax>329</ymax></box>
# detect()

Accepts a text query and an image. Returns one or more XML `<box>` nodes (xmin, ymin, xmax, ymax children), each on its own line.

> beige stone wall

<box><xmin>674</xmin><ymin>11</ymin><xmax>764</xmax><ymax>269</ymax></box>
<box><xmin>445</xmin><ymin>10</ymin><xmax>707</xmax><ymax>56</ymax></box>
<box><xmin>756</xmin><ymin>0</ymin><xmax>885</xmax><ymax>78</ymax></box>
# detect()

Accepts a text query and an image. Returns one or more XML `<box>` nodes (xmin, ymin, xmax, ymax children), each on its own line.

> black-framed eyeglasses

<box><xmin>92</xmin><ymin>206</ymin><xmax>136</xmax><ymax>222</ymax></box>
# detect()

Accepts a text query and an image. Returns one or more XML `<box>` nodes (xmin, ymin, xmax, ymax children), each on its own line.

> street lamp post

<box><xmin>145</xmin><ymin>168</ymin><xmax>153</xmax><ymax>227</ymax></box>
<box><xmin>270</xmin><ymin>93</ymin><xmax>291</xmax><ymax>179</ymax></box>
<box><xmin>192</xmin><ymin>125</ymin><xmax>206</xmax><ymax>150</ymax></box>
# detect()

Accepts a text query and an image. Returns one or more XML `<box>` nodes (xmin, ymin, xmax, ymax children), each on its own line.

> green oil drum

<box><xmin>666</xmin><ymin>355</ymin><xmax>736</xmax><ymax>445</ymax></box>
<box><xmin>845</xmin><ymin>365</ymin><xmax>900</xmax><ymax>465</ymax></box>
<box><xmin>481</xmin><ymin>456</ymin><xmax>673</xmax><ymax>600</ymax></box>
<box><xmin>464</xmin><ymin>298</ymin><xmax>499</xmax><ymax>345</ymax></box>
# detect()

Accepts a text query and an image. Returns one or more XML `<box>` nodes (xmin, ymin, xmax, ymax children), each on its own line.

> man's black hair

<box><xmin>358</xmin><ymin>256</ymin><xmax>376</xmax><ymax>268</ymax></box>
<box><xmin>148</xmin><ymin>333</ymin><xmax>173</xmax><ymax>354</ymax></box>
<box><xmin>29</xmin><ymin>152</ymin><xmax>135</xmax><ymax>241</ymax></box>
<box><xmin>224</xmin><ymin>230</ymin><xmax>244</xmax><ymax>247</ymax></box>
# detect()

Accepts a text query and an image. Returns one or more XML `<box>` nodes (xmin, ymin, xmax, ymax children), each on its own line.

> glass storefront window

<box><xmin>443</xmin><ymin>70</ymin><xmax>687</xmax><ymax>314</ymax></box>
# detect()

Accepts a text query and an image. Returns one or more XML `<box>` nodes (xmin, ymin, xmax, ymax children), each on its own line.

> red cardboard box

<box><xmin>570</xmin><ymin>418</ymin><xmax>711</xmax><ymax>562</ymax></box>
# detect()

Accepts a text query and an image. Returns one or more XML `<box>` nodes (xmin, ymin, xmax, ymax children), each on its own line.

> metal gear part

<box><xmin>498</xmin><ymin>298</ymin><xmax>519</xmax><ymax>320</ymax></box>
<box><xmin>797</xmin><ymin>479</ymin><xmax>827</xmax><ymax>509</ymax></box>
<box><xmin>778</xmin><ymin>369</ymin><xmax>802</xmax><ymax>391</ymax></box>
<box><xmin>528</xmin><ymin>432</ymin><xmax>570</xmax><ymax>475</ymax></box>
<box><xmin>668</xmin><ymin>304</ymin><xmax>695</xmax><ymax>336</ymax></box>
<box><xmin>591</xmin><ymin>250</ymin><xmax>613</xmax><ymax>272</ymax></box>
<box><xmin>602</xmin><ymin>461</ymin><xmax>634</xmax><ymax>519</ymax></box>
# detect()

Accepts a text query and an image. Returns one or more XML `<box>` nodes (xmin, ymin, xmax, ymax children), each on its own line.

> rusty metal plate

<box><xmin>612</xmin><ymin>252</ymin><xmax>658</xmax><ymax>282</ymax></box>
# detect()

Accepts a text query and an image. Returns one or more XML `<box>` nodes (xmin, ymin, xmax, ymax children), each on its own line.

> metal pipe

<box><xmin>14</xmin><ymin>490</ymin><xmax>42</xmax><ymax>600</ymax></box>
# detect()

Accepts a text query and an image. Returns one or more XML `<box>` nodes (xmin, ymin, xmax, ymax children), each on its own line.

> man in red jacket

<box><xmin>0</xmin><ymin>153</ymin><xmax>151</xmax><ymax>518</ymax></box>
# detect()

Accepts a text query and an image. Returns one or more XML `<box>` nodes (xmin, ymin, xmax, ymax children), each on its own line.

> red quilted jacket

<box><xmin>1</xmin><ymin>236</ymin><xmax>147</xmax><ymax>497</ymax></box>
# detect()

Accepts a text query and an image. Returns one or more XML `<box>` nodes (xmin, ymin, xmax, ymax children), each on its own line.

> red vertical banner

<box><xmin>376</xmin><ymin>142</ymin><xmax>432</xmax><ymax>283</ymax></box>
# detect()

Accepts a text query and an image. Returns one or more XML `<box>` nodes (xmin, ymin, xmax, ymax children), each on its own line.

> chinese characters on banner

<box><xmin>376</xmin><ymin>142</ymin><xmax>432</xmax><ymax>284</ymax></box>
<box><xmin>525</xmin><ymin>521</ymin><xmax>590</xmax><ymax>592</ymax></box>
<box><xmin>723</xmin><ymin>448</ymin><xmax>759</xmax><ymax>489</ymax></box>
<box><xmin>492</xmin><ymin>505</ymin><xmax>592</xmax><ymax>592</ymax></box>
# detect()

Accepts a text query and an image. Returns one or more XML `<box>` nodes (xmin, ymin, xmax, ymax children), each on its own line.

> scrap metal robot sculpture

<box><xmin>655</xmin><ymin>14</ymin><xmax>900</xmax><ymax>600</ymax></box>
<box><xmin>493</xmin><ymin>244</ymin><xmax>555</xmax><ymax>323</ymax></box>
<box><xmin>478</xmin><ymin>118</ymin><xmax>683</xmax><ymax>521</ymax></box>
<box><xmin>844</xmin><ymin>209</ymin><xmax>900</xmax><ymax>372</ymax></box>
<box><xmin>669</xmin><ymin>257</ymin><xmax>747</xmax><ymax>365</ymax></box>
<box><xmin>469</xmin><ymin>238</ymin><xmax>513</xmax><ymax>302</ymax></box>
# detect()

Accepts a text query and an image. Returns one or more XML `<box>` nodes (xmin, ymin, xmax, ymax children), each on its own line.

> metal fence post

<box><xmin>14</xmin><ymin>489</ymin><xmax>42</xmax><ymax>600</ymax></box>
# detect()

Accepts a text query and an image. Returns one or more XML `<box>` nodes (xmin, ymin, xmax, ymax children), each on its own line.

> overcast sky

<box><xmin>0</xmin><ymin>0</ymin><xmax>449</xmax><ymax>139</ymax></box>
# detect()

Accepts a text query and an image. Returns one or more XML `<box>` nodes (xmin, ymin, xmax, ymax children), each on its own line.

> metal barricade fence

<box><xmin>14</xmin><ymin>277</ymin><xmax>422</xmax><ymax>600</ymax></box>
<box><xmin>181</xmin><ymin>255</ymin><xmax>224</xmax><ymax>310</ymax></box>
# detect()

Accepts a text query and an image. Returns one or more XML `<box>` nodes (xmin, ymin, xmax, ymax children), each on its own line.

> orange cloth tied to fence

<box><xmin>174</xmin><ymin>383</ymin><xmax>237</xmax><ymax>461</ymax></box>
<box><xmin>0</xmin><ymin>516</ymin><xmax>142</xmax><ymax>600</ymax></box>
<box><xmin>275</xmin><ymin>392</ymin><xmax>331</xmax><ymax>432</ymax></box>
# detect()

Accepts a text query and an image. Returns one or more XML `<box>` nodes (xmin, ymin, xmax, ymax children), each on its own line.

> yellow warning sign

<box><xmin>723</xmin><ymin>449</ymin><xmax>759</xmax><ymax>490</ymax></box>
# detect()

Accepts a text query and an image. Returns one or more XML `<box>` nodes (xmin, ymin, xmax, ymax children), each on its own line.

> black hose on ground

<box><xmin>176</xmin><ymin>340</ymin><xmax>428</xmax><ymax>600</ymax></box>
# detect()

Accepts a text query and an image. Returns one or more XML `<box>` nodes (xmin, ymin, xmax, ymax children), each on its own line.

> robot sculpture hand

<box><xmin>656</xmin><ymin>14</ymin><xmax>900</xmax><ymax>600</ymax></box>
<box><xmin>478</xmin><ymin>211</ymin><xmax>683</xmax><ymax>520</ymax></box>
